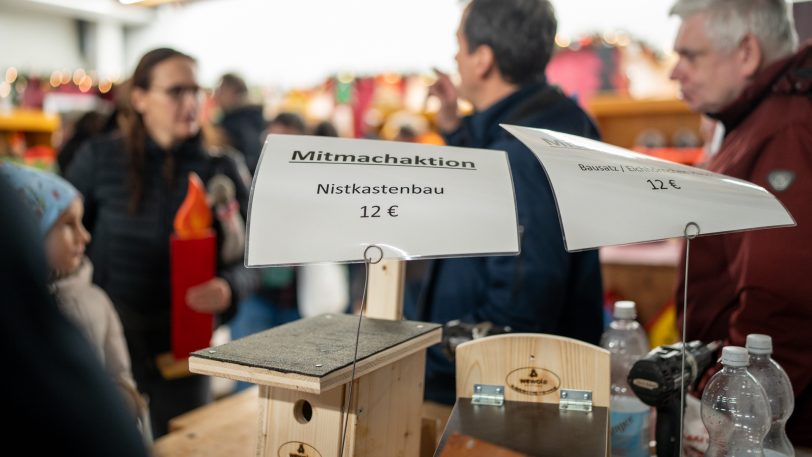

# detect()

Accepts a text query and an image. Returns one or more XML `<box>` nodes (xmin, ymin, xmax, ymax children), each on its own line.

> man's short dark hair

<box><xmin>463</xmin><ymin>0</ymin><xmax>557</xmax><ymax>86</ymax></box>
<box><xmin>218</xmin><ymin>73</ymin><xmax>248</xmax><ymax>95</ymax></box>
<box><xmin>313</xmin><ymin>121</ymin><xmax>339</xmax><ymax>137</ymax></box>
<box><xmin>269</xmin><ymin>112</ymin><xmax>306</xmax><ymax>134</ymax></box>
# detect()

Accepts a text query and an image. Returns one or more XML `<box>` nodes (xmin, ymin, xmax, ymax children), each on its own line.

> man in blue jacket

<box><xmin>404</xmin><ymin>0</ymin><xmax>604</xmax><ymax>406</ymax></box>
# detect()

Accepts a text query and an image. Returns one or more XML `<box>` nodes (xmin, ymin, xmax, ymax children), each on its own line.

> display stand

<box><xmin>365</xmin><ymin>259</ymin><xmax>405</xmax><ymax>320</ymax></box>
<box><xmin>435</xmin><ymin>333</ymin><xmax>610</xmax><ymax>456</ymax></box>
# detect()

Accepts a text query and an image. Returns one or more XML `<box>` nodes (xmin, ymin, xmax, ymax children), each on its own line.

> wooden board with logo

<box><xmin>455</xmin><ymin>333</ymin><xmax>610</xmax><ymax>407</ymax></box>
<box><xmin>451</xmin><ymin>333</ymin><xmax>610</xmax><ymax>456</ymax></box>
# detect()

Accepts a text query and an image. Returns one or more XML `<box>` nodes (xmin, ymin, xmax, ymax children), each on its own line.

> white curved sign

<box><xmin>502</xmin><ymin>124</ymin><xmax>795</xmax><ymax>251</ymax></box>
<box><xmin>246</xmin><ymin>135</ymin><xmax>519</xmax><ymax>266</ymax></box>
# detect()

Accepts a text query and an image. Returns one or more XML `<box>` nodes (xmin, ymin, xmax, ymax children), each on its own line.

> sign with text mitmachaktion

<box><xmin>246</xmin><ymin>134</ymin><xmax>520</xmax><ymax>266</ymax></box>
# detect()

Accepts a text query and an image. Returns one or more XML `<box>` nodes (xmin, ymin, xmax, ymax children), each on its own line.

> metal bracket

<box><xmin>472</xmin><ymin>384</ymin><xmax>505</xmax><ymax>406</ymax></box>
<box><xmin>559</xmin><ymin>389</ymin><xmax>593</xmax><ymax>412</ymax></box>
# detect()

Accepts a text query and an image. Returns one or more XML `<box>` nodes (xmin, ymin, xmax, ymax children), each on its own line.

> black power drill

<box><xmin>627</xmin><ymin>340</ymin><xmax>720</xmax><ymax>457</ymax></box>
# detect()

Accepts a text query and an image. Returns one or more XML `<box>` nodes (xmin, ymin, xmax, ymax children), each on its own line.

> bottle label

<box><xmin>610</xmin><ymin>408</ymin><xmax>650</xmax><ymax>457</ymax></box>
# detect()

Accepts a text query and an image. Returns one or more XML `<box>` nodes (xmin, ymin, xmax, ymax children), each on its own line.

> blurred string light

<box><xmin>72</xmin><ymin>69</ymin><xmax>86</xmax><ymax>85</ymax></box>
<box><xmin>554</xmin><ymin>34</ymin><xmax>571</xmax><ymax>48</ymax></box>
<box><xmin>4</xmin><ymin>67</ymin><xmax>120</xmax><ymax>93</ymax></box>
<box><xmin>5</xmin><ymin>67</ymin><xmax>18</xmax><ymax>84</ymax></box>
<box><xmin>78</xmin><ymin>75</ymin><xmax>93</xmax><ymax>92</ymax></box>
<box><xmin>99</xmin><ymin>80</ymin><xmax>114</xmax><ymax>94</ymax></box>
<box><xmin>552</xmin><ymin>31</ymin><xmax>637</xmax><ymax>50</ymax></box>
<box><xmin>603</xmin><ymin>31</ymin><xmax>618</xmax><ymax>45</ymax></box>
<box><xmin>50</xmin><ymin>71</ymin><xmax>62</xmax><ymax>88</ymax></box>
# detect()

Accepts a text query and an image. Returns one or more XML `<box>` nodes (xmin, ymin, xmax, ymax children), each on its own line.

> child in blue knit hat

<box><xmin>0</xmin><ymin>162</ymin><xmax>149</xmax><ymax>439</ymax></box>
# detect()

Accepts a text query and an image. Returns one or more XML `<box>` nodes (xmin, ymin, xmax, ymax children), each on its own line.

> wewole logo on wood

<box><xmin>278</xmin><ymin>441</ymin><xmax>321</xmax><ymax>457</ymax></box>
<box><xmin>505</xmin><ymin>367</ymin><xmax>561</xmax><ymax>395</ymax></box>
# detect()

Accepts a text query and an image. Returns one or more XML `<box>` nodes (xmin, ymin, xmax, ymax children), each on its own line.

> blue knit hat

<box><xmin>0</xmin><ymin>162</ymin><xmax>79</xmax><ymax>237</ymax></box>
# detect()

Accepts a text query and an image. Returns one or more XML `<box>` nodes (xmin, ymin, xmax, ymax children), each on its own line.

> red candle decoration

<box><xmin>170</xmin><ymin>172</ymin><xmax>215</xmax><ymax>360</ymax></box>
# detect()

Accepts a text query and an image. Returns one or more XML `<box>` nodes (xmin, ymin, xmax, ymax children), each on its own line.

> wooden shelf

<box><xmin>586</xmin><ymin>96</ymin><xmax>701</xmax><ymax>150</ymax></box>
<box><xmin>0</xmin><ymin>109</ymin><xmax>60</xmax><ymax>133</ymax></box>
<box><xmin>588</xmin><ymin>96</ymin><xmax>694</xmax><ymax>117</ymax></box>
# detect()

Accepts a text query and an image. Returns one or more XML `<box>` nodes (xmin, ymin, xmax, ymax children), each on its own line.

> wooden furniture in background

<box><xmin>600</xmin><ymin>241</ymin><xmax>681</xmax><ymax>338</ymax></box>
<box><xmin>0</xmin><ymin>109</ymin><xmax>61</xmax><ymax>169</ymax></box>
<box><xmin>587</xmin><ymin>96</ymin><xmax>701</xmax><ymax>149</ymax></box>
<box><xmin>0</xmin><ymin>109</ymin><xmax>60</xmax><ymax>150</ymax></box>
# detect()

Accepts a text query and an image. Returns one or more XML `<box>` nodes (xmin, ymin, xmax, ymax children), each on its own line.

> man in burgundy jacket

<box><xmin>669</xmin><ymin>0</ymin><xmax>812</xmax><ymax>447</ymax></box>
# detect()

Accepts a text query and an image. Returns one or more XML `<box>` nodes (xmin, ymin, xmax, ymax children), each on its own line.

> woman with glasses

<box><xmin>66</xmin><ymin>48</ymin><xmax>253</xmax><ymax>438</ymax></box>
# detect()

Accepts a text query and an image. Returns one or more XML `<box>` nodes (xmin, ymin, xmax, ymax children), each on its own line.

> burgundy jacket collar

<box><xmin>711</xmin><ymin>41</ymin><xmax>812</xmax><ymax>131</ymax></box>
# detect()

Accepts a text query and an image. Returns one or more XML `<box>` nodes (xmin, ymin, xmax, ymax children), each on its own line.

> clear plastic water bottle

<box><xmin>702</xmin><ymin>346</ymin><xmax>771</xmax><ymax>457</ymax></box>
<box><xmin>600</xmin><ymin>300</ymin><xmax>651</xmax><ymax>457</ymax></box>
<box><xmin>746</xmin><ymin>334</ymin><xmax>795</xmax><ymax>457</ymax></box>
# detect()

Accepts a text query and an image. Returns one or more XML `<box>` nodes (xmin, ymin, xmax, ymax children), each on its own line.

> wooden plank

<box><xmin>365</xmin><ymin>259</ymin><xmax>405</xmax><ymax>320</ymax></box>
<box><xmin>455</xmin><ymin>333</ymin><xmax>610</xmax><ymax>408</ymax></box>
<box><xmin>191</xmin><ymin>315</ymin><xmax>439</xmax><ymax>378</ymax></box>
<box><xmin>0</xmin><ymin>109</ymin><xmax>60</xmax><ymax>132</ymax></box>
<box><xmin>153</xmin><ymin>389</ymin><xmax>259</xmax><ymax>457</ymax></box>
<box><xmin>190</xmin><ymin>328</ymin><xmax>441</xmax><ymax>394</ymax></box>
<box><xmin>436</xmin><ymin>399</ymin><xmax>608</xmax><ymax>457</ymax></box>
<box><xmin>438</xmin><ymin>433</ymin><xmax>527</xmax><ymax>457</ymax></box>
<box><xmin>587</xmin><ymin>97</ymin><xmax>694</xmax><ymax>116</ymax></box>
<box><xmin>353</xmin><ymin>351</ymin><xmax>425</xmax><ymax>457</ymax></box>
<box><xmin>259</xmin><ymin>383</ymin><xmax>347</xmax><ymax>457</ymax></box>
<box><xmin>189</xmin><ymin>357</ymin><xmax>322</xmax><ymax>392</ymax></box>
<box><xmin>257</xmin><ymin>385</ymin><xmax>271</xmax><ymax>456</ymax></box>
<box><xmin>168</xmin><ymin>386</ymin><xmax>258</xmax><ymax>432</ymax></box>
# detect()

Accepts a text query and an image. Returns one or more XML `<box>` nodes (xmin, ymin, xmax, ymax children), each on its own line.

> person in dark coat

<box><xmin>670</xmin><ymin>0</ymin><xmax>812</xmax><ymax>447</ymax></box>
<box><xmin>66</xmin><ymin>48</ymin><xmax>254</xmax><ymax>437</ymax></box>
<box><xmin>212</xmin><ymin>73</ymin><xmax>265</xmax><ymax>173</ymax></box>
<box><xmin>404</xmin><ymin>0</ymin><xmax>604</xmax><ymax>406</ymax></box>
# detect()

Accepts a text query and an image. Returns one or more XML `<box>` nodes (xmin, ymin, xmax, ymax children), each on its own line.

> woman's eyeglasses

<box><xmin>153</xmin><ymin>84</ymin><xmax>202</xmax><ymax>101</ymax></box>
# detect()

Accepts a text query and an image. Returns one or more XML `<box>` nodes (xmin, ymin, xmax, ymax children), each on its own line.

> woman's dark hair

<box><xmin>126</xmin><ymin>47</ymin><xmax>196</xmax><ymax>213</ymax></box>
<box><xmin>463</xmin><ymin>0</ymin><xmax>557</xmax><ymax>86</ymax></box>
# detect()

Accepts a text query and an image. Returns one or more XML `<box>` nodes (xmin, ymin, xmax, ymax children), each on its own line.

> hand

<box><xmin>186</xmin><ymin>277</ymin><xmax>232</xmax><ymax>314</ymax></box>
<box><xmin>428</xmin><ymin>68</ymin><xmax>461</xmax><ymax>133</ymax></box>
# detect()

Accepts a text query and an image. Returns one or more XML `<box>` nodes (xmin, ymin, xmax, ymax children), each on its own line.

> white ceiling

<box><xmin>1</xmin><ymin>0</ymin><xmax>153</xmax><ymax>25</ymax></box>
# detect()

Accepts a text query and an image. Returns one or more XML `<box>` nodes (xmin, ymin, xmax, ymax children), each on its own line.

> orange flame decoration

<box><xmin>173</xmin><ymin>172</ymin><xmax>212</xmax><ymax>239</ymax></box>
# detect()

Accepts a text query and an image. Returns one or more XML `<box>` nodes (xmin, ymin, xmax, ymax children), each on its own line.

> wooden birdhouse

<box><xmin>189</xmin><ymin>313</ymin><xmax>441</xmax><ymax>457</ymax></box>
